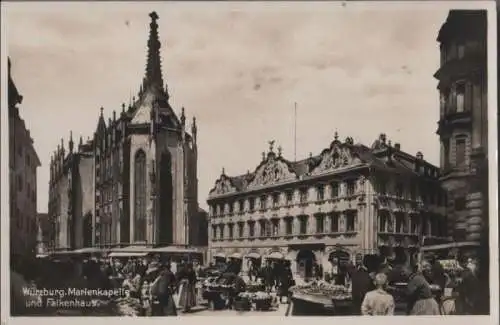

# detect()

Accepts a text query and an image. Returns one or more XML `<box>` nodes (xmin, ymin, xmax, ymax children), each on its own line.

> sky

<box><xmin>5</xmin><ymin>1</ymin><xmax>461</xmax><ymax>212</ymax></box>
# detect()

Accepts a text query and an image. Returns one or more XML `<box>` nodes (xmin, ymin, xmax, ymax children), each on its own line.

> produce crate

<box><xmin>254</xmin><ymin>298</ymin><xmax>272</xmax><ymax>311</ymax></box>
<box><xmin>234</xmin><ymin>298</ymin><xmax>252</xmax><ymax>311</ymax></box>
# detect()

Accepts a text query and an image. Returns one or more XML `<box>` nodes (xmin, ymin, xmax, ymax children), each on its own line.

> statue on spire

<box><xmin>180</xmin><ymin>107</ymin><xmax>186</xmax><ymax>126</ymax></box>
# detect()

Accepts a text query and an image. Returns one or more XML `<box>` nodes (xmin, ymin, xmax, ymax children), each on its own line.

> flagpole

<box><xmin>294</xmin><ymin>102</ymin><xmax>297</xmax><ymax>162</ymax></box>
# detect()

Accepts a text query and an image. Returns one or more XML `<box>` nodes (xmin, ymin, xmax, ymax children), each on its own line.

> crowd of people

<box><xmin>10</xmin><ymin>251</ymin><xmax>483</xmax><ymax>317</ymax></box>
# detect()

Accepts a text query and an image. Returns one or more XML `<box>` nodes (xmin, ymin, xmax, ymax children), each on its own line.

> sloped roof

<box><xmin>208</xmin><ymin>134</ymin><xmax>440</xmax><ymax>198</ymax></box>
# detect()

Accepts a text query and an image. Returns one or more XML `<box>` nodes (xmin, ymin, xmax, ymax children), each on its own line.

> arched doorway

<box><xmin>296</xmin><ymin>250</ymin><xmax>316</xmax><ymax>279</ymax></box>
<box><xmin>159</xmin><ymin>151</ymin><xmax>173</xmax><ymax>244</ymax></box>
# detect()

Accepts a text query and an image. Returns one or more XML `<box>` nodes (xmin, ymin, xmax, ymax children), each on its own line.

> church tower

<box><xmin>127</xmin><ymin>12</ymin><xmax>199</xmax><ymax>247</ymax></box>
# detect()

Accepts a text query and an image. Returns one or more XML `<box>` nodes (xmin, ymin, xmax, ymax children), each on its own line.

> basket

<box><xmin>254</xmin><ymin>298</ymin><xmax>272</xmax><ymax>311</ymax></box>
<box><xmin>234</xmin><ymin>298</ymin><xmax>252</xmax><ymax>311</ymax></box>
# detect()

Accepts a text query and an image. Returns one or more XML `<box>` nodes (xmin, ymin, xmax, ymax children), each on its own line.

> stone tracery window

<box><xmin>134</xmin><ymin>150</ymin><xmax>147</xmax><ymax>242</ymax></box>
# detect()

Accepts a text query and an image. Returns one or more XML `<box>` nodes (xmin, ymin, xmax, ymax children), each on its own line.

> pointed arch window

<box><xmin>134</xmin><ymin>150</ymin><xmax>147</xmax><ymax>242</ymax></box>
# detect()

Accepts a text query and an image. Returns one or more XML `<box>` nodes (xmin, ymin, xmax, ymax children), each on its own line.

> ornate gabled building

<box><xmin>434</xmin><ymin>10</ymin><xmax>488</xmax><ymax>244</ymax></box>
<box><xmin>9</xmin><ymin>58</ymin><xmax>41</xmax><ymax>262</ymax></box>
<box><xmin>207</xmin><ymin>134</ymin><xmax>447</xmax><ymax>278</ymax></box>
<box><xmin>49</xmin><ymin>12</ymin><xmax>204</xmax><ymax>252</ymax></box>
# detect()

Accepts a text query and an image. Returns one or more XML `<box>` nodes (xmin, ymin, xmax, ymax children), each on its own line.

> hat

<box><xmin>146</xmin><ymin>262</ymin><xmax>160</xmax><ymax>275</ymax></box>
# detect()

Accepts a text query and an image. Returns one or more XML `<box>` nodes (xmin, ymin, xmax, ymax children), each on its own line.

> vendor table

<box><xmin>285</xmin><ymin>292</ymin><xmax>352</xmax><ymax>316</ymax></box>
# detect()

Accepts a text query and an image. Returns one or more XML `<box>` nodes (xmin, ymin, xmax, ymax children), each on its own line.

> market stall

<box><xmin>286</xmin><ymin>281</ymin><xmax>352</xmax><ymax>316</ymax></box>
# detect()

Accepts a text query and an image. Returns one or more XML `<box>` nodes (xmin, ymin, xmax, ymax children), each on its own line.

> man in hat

<box><xmin>150</xmin><ymin>262</ymin><xmax>178</xmax><ymax>316</ymax></box>
<box><xmin>351</xmin><ymin>255</ymin><xmax>375</xmax><ymax>315</ymax></box>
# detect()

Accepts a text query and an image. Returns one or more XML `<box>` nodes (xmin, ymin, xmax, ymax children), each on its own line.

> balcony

<box><xmin>436</xmin><ymin>111</ymin><xmax>472</xmax><ymax>135</ymax></box>
<box><xmin>440</xmin><ymin>164</ymin><xmax>471</xmax><ymax>181</ymax></box>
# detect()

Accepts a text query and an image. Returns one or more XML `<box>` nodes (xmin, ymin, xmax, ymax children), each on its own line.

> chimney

<box><xmin>416</xmin><ymin>151</ymin><xmax>423</xmax><ymax>160</ymax></box>
<box><xmin>394</xmin><ymin>143</ymin><xmax>401</xmax><ymax>151</ymax></box>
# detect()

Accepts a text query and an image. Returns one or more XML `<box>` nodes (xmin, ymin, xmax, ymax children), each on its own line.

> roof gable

<box><xmin>247</xmin><ymin>152</ymin><xmax>298</xmax><ymax>189</ymax></box>
<box><xmin>310</xmin><ymin>138</ymin><xmax>364</xmax><ymax>176</ymax></box>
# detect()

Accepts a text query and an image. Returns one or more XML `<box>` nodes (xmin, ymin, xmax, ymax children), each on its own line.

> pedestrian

<box><xmin>177</xmin><ymin>263</ymin><xmax>197</xmax><ymax>313</ymax></box>
<box><xmin>351</xmin><ymin>256</ymin><xmax>375</xmax><ymax>315</ymax></box>
<box><xmin>455</xmin><ymin>258</ymin><xmax>479</xmax><ymax>315</ymax></box>
<box><xmin>361</xmin><ymin>273</ymin><xmax>395</xmax><ymax>316</ymax></box>
<box><xmin>405</xmin><ymin>264</ymin><xmax>440</xmax><ymax>315</ymax></box>
<box><xmin>277</xmin><ymin>264</ymin><xmax>294</xmax><ymax>304</ymax></box>
<box><xmin>262</xmin><ymin>261</ymin><xmax>274</xmax><ymax>293</ymax></box>
<box><xmin>149</xmin><ymin>262</ymin><xmax>178</xmax><ymax>316</ymax></box>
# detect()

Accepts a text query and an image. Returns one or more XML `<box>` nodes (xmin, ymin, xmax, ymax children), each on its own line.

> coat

<box><xmin>406</xmin><ymin>273</ymin><xmax>440</xmax><ymax>315</ymax></box>
<box><xmin>351</xmin><ymin>267</ymin><xmax>375</xmax><ymax>308</ymax></box>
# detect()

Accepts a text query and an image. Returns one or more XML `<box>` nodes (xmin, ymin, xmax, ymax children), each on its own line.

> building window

<box><xmin>457</xmin><ymin>43</ymin><xmax>466</xmax><ymax>59</ymax></box>
<box><xmin>220</xmin><ymin>224</ymin><xmax>225</xmax><ymax>239</ymax></box>
<box><xmin>259</xmin><ymin>220</ymin><xmax>266</xmax><ymax>237</ymax></box>
<box><xmin>216</xmin><ymin>204</ymin><xmax>221</xmax><ymax>216</ymax></box>
<box><xmin>379</xmin><ymin>212</ymin><xmax>388</xmax><ymax>232</ymax></box>
<box><xmin>286</xmin><ymin>191</ymin><xmax>294</xmax><ymax>205</ymax></box>
<box><xmin>133</xmin><ymin>150</ymin><xmax>147</xmax><ymax>242</ymax></box>
<box><xmin>272</xmin><ymin>193</ymin><xmax>280</xmax><ymax>207</ymax></box>
<box><xmin>239</xmin><ymin>199</ymin><xmax>245</xmax><ymax>212</ymax></box>
<box><xmin>259</xmin><ymin>196</ymin><xmax>267</xmax><ymax>210</ymax></box>
<box><xmin>299</xmin><ymin>216</ymin><xmax>308</xmax><ymax>234</ymax></box>
<box><xmin>379</xmin><ymin>180</ymin><xmax>387</xmax><ymax>195</ymax></box>
<box><xmin>346</xmin><ymin>212</ymin><xmax>356</xmax><ymax>232</ymax></box>
<box><xmin>299</xmin><ymin>188</ymin><xmax>308</xmax><ymax>203</ymax></box>
<box><xmin>396</xmin><ymin>183</ymin><xmax>404</xmax><ymax>198</ymax></box>
<box><xmin>228</xmin><ymin>223</ymin><xmax>234</xmax><ymax>239</ymax></box>
<box><xmin>330</xmin><ymin>183</ymin><xmax>339</xmax><ymax>198</ymax></box>
<box><xmin>316</xmin><ymin>214</ymin><xmax>325</xmax><ymax>233</ymax></box>
<box><xmin>316</xmin><ymin>185</ymin><xmax>325</xmax><ymax>201</ymax></box>
<box><xmin>17</xmin><ymin>175</ymin><xmax>23</xmax><ymax>192</ymax></box>
<box><xmin>395</xmin><ymin>213</ymin><xmax>405</xmax><ymax>233</ymax></box>
<box><xmin>271</xmin><ymin>219</ymin><xmax>279</xmax><ymax>236</ymax></box>
<box><xmin>330</xmin><ymin>213</ymin><xmax>339</xmax><ymax>232</ymax></box>
<box><xmin>249</xmin><ymin>198</ymin><xmax>255</xmax><ymax>212</ymax></box>
<box><xmin>248</xmin><ymin>221</ymin><xmax>255</xmax><ymax>237</ymax></box>
<box><xmin>455</xmin><ymin>137</ymin><xmax>466</xmax><ymax>167</ymax></box>
<box><xmin>346</xmin><ymin>181</ymin><xmax>355</xmax><ymax>196</ymax></box>
<box><xmin>238</xmin><ymin>222</ymin><xmax>244</xmax><ymax>238</ymax></box>
<box><xmin>229</xmin><ymin>202</ymin><xmax>234</xmax><ymax>214</ymax></box>
<box><xmin>443</xmin><ymin>139</ymin><xmax>450</xmax><ymax>169</ymax></box>
<box><xmin>456</xmin><ymin>83</ymin><xmax>465</xmax><ymax>113</ymax></box>
<box><xmin>285</xmin><ymin>217</ymin><xmax>293</xmax><ymax>235</ymax></box>
<box><xmin>454</xmin><ymin>197</ymin><xmax>466</xmax><ymax>211</ymax></box>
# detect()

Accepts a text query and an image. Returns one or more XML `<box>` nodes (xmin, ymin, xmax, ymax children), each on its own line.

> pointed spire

<box><xmin>61</xmin><ymin>138</ymin><xmax>64</xmax><ymax>152</ymax></box>
<box><xmin>334</xmin><ymin>131</ymin><xmax>339</xmax><ymax>141</ymax></box>
<box><xmin>113</xmin><ymin>110</ymin><xmax>117</xmax><ymax>121</ymax></box>
<box><xmin>100</xmin><ymin>107</ymin><xmax>104</xmax><ymax>117</ymax></box>
<box><xmin>79</xmin><ymin>135</ymin><xmax>83</xmax><ymax>147</ymax></box>
<box><xmin>278</xmin><ymin>145</ymin><xmax>282</xmax><ymax>157</ymax></box>
<box><xmin>191</xmin><ymin>116</ymin><xmax>197</xmax><ymax>143</ymax></box>
<box><xmin>222</xmin><ymin>167</ymin><xmax>225</xmax><ymax>175</ymax></box>
<box><xmin>69</xmin><ymin>131</ymin><xmax>74</xmax><ymax>153</ymax></box>
<box><xmin>180</xmin><ymin>107</ymin><xmax>186</xmax><ymax>126</ymax></box>
<box><xmin>122</xmin><ymin>103</ymin><xmax>126</xmax><ymax>113</ymax></box>
<box><xmin>144</xmin><ymin>11</ymin><xmax>164</xmax><ymax>93</ymax></box>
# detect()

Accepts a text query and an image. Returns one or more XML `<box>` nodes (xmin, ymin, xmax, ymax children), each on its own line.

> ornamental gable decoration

<box><xmin>209</xmin><ymin>174</ymin><xmax>237</xmax><ymax>196</ymax></box>
<box><xmin>248</xmin><ymin>155</ymin><xmax>297</xmax><ymax>188</ymax></box>
<box><xmin>248</xmin><ymin>141</ymin><xmax>297</xmax><ymax>189</ymax></box>
<box><xmin>311</xmin><ymin>141</ymin><xmax>363</xmax><ymax>176</ymax></box>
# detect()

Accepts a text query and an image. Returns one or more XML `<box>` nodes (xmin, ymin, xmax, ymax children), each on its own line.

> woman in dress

<box><xmin>177</xmin><ymin>263</ymin><xmax>197</xmax><ymax>313</ymax></box>
<box><xmin>405</xmin><ymin>263</ymin><xmax>440</xmax><ymax>315</ymax></box>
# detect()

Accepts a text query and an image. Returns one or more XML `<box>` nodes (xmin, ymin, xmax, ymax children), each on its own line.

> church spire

<box><xmin>143</xmin><ymin>11</ymin><xmax>164</xmax><ymax>93</ymax></box>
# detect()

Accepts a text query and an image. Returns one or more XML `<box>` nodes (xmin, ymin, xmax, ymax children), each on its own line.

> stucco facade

<box><xmin>207</xmin><ymin>134</ymin><xmax>447</xmax><ymax>277</ymax></box>
<box><xmin>435</xmin><ymin>10</ymin><xmax>488</xmax><ymax>244</ymax></box>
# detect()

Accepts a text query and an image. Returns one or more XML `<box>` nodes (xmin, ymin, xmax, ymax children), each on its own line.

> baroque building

<box><xmin>207</xmin><ymin>134</ymin><xmax>447</xmax><ymax>278</ymax></box>
<box><xmin>435</xmin><ymin>10</ymin><xmax>488</xmax><ymax>244</ymax></box>
<box><xmin>8</xmin><ymin>58</ymin><xmax>41</xmax><ymax>261</ymax></box>
<box><xmin>48</xmin><ymin>12</ymin><xmax>204</xmax><ymax>252</ymax></box>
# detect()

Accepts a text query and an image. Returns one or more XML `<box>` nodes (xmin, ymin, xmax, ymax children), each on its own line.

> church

<box><xmin>48</xmin><ymin>12</ymin><xmax>206</xmax><ymax>253</ymax></box>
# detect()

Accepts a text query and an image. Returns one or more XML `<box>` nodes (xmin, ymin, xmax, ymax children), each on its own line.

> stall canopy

<box><xmin>214</xmin><ymin>252</ymin><xmax>226</xmax><ymax>258</ymax></box>
<box><xmin>267</xmin><ymin>252</ymin><xmax>284</xmax><ymax>259</ymax></box>
<box><xmin>73</xmin><ymin>247</ymin><xmax>103</xmax><ymax>254</ymax></box>
<box><xmin>108</xmin><ymin>251</ymin><xmax>148</xmax><ymax>257</ymax></box>
<box><xmin>150</xmin><ymin>246</ymin><xmax>199</xmax><ymax>254</ymax></box>
<box><xmin>246</xmin><ymin>252</ymin><xmax>261</xmax><ymax>259</ymax></box>
<box><xmin>230</xmin><ymin>252</ymin><xmax>242</xmax><ymax>259</ymax></box>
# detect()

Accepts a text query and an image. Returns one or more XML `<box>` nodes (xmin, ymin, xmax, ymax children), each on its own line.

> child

<box><xmin>361</xmin><ymin>273</ymin><xmax>395</xmax><ymax>316</ymax></box>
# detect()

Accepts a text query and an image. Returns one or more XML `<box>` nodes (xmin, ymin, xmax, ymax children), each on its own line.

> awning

<box><xmin>110</xmin><ymin>246</ymin><xmax>153</xmax><ymax>253</ymax></box>
<box><xmin>72</xmin><ymin>247</ymin><xmax>103</xmax><ymax>254</ymax></box>
<box><xmin>420</xmin><ymin>241</ymin><xmax>480</xmax><ymax>252</ymax></box>
<box><xmin>214</xmin><ymin>253</ymin><xmax>226</xmax><ymax>258</ymax></box>
<box><xmin>230</xmin><ymin>253</ymin><xmax>242</xmax><ymax>259</ymax></box>
<box><xmin>245</xmin><ymin>252</ymin><xmax>261</xmax><ymax>259</ymax></box>
<box><xmin>266</xmin><ymin>252</ymin><xmax>284</xmax><ymax>259</ymax></box>
<box><xmin>150</xmin><ymin>246</ymin><xmax>200</xmax><ymax>254</ymax></box>
<box><xmin>108</xmin><ymin>252</ymin><xmax>148</xmax><ymax>257</ymax></box>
